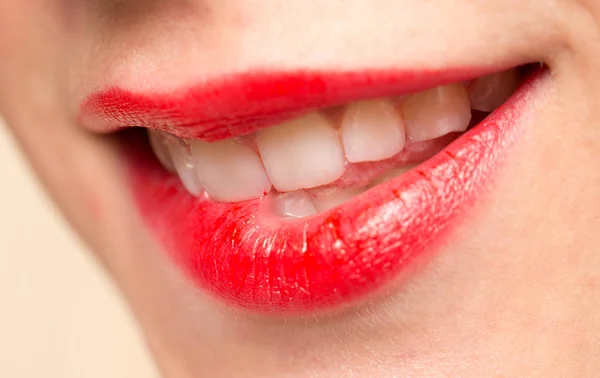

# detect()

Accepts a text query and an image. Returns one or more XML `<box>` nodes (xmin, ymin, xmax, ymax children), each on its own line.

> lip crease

<box><xmin>84</xmin><ymin>67</ymin><xmax>547</xmax><ymax>314</ymax></box>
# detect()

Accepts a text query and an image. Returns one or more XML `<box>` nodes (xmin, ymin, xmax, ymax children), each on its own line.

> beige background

<box><xmin>0</xmin><ymin>122</ymin><xmax>159</xmax><ymax>377</ymax></box>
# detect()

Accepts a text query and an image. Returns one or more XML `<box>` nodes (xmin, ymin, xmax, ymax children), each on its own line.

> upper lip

<box><xmin>81</xmin><ymin>65</ymin><xmax>514</xmax><ymax>141</ymax></box>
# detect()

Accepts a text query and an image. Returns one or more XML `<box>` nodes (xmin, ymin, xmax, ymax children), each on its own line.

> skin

<box><xmin>1</xmin><ymin>0</ymin><xmax>600</xmax><ymax>376</ymax></box>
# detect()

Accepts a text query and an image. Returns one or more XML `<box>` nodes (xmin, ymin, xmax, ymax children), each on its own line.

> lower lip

<box><xmin>125</xmin><ymin>69</ymin><xmax>546</xmax><ymax>314</ymax></box>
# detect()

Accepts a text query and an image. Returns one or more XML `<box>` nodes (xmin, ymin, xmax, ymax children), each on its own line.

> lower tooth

<box><xmin>276</xmin><ymin>191</ymin><xmax>318</xmax><ymax>219</ymax></box>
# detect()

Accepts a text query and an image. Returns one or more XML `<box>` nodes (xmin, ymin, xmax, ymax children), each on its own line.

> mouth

<box><xmin>81</xmin><ymin>63</ymin><xmax>548</xmax><ymax>314</ymax></box>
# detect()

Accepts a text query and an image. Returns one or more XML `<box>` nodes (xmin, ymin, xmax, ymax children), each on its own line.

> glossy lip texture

<box><xmin>83</xmin><ymin>68</ymin><xmax>546</xmax><ymax>313</ymax></box>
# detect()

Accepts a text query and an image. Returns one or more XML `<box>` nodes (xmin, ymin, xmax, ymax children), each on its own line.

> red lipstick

<box><xmin>82</xmin><ymin>68</ymin><xmax>547</xmax><ymax>313</ymax></box>
<box><xmin>81</xmin><ymin>68</ymin><xmax>494</xmax><ymax>141</ymax></box>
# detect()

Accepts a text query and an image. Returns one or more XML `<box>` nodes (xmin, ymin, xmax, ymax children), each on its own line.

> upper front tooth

<box><xmin>341</xmin><ymin>99</ymin><xmax>406</xmax><ymax>163</ymax></box>
<box><xmin>189</xmin><ymin>139</ymin><xmax>272</xmax><ymax>202</ymax></box>
<box><xmin>469</xmin><ymin>69</ymin><xmax>519</xmax><ymax>112</ymax></box>
<box><xmin>257</xmin><ymin>113</ymin><xmax>345</xmax><ymax>192</ymax></box>
<box><xmin>166</xmin><ymin>137</ymin><xmax>204</xmax><ymax>196</ymax></box>
<box><xmin>402</xmin><ymin>84</ymin><xmax>472</xmax><ymax>142</ymax></box>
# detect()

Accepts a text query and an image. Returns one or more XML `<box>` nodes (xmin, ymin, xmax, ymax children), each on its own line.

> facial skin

<box><xmin>2</xmin><ymin>1</ymin><xmax>600</xmax><ymax>376</ymax></box>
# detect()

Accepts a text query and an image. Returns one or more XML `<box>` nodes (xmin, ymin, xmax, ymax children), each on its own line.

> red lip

<box><xmin>83</xmin><ymin>68</ymin><xmax>547</xmax><ymax>313</ymax></box>
<box><xmin>82</xmin><ymin>68</ymin><xmax>497</xmax><ymax>141</ymax></box>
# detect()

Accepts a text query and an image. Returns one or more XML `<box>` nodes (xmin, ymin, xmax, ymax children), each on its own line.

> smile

<box><xmin>80</xmin><ymin>64</ymin><xmax>548</xmax><ymax>313</ymax></box>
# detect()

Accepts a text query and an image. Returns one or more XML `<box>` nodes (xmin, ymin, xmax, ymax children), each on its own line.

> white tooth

<box><xmin>148</xmin><ymin>130</ymin><xmax>176</xmax><ymax>172</ymax></box>
<box><xmin>312</xmin><ymin>188</ymin><xmax>364</xmax><ymax>212</ymax></box>
<box><xmin>257</xmin><ymin>113</ymin><xmax>345</xmax><ymax>192</ymax></box>
<box><xmin>341</xmin><ymin>99</ymin><xmax>406</xmax><ymax>163</ymax></box>
<box><xmin>166</xmin><ymin>137</ymin><xmax>204</xmax><ymax>196</ymax></box>
<box><xmin>276</xmin><ymin>191</ymin><xmax>318</xmax><ymax>218</ymax></box>
<box><xmin>190</xmin><ymin>139</ymin><xmax>271</xmax><ymax>202</ymax></box>
<box><xmin>469</xmin><ymin>69</ymin><xmax>519</xmax><ymax>112</ymax></box>
<box><xmin>402</xmin><ymin>84</ymin><xmax>471</xmax><ymax>142</ymax></box>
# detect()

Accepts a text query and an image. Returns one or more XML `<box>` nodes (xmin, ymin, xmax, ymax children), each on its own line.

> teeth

<box><xmin>257</xmin><ymin>113</ymin><xmax>345</xmax><ymax>192</ymax></box>
<box><xmin>189</xmin><ymin>139</ymin><xmax>272</xmax><ymax>202</ymax></box>
<box><xmin>148</xmin><ymin>130</ymin><xmax>176</xmax><ymax>172</ymax></box>
<box><xmin>276</xmin><ymin>191</ymin><xmax>318</xmax><ymax>218</ymax></box>
<box><xmin>312</xmin><ymin>188</ymin><xmax>364</xmax><ymax>212</ymax></box>
<box><xmin>468</xmin><ymin>69</ymin><xmax>519</xmax><ymax>112</ymax></box>
<box><xmin>149</xmin><ymin>70</ymin><xmax>518</xmax><ymax>207</ymax></box>
<box><xmin>166</xmin><ymin>137</ymin><xmax>204</xmax><ymax>196</ymax></box>
<box><xmin>341</xmin><ymin>99</ymin><xmax>406</xmax><ymax>163</ymax></box>
<box><xmin>401</xmin><ymin>84</ymin><xmax>472</xmax><ymax>142</ymax></box>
